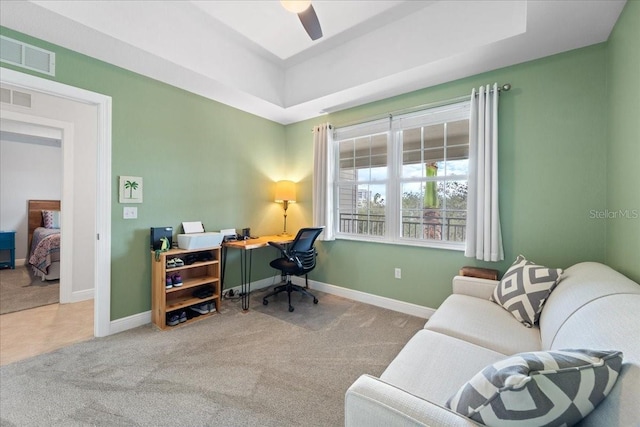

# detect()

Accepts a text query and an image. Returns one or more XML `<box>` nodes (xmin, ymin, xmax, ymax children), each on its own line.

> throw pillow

<box><xmin>446</xmin><ymin>349</ymin><xmax>623</xmax><ymax>427</ymax></box>
<box><xmin>491</xmin><ymin>255</ymin><xmax>562</xmax><ymax>327</ymax></box>
<box><xmin>42</xmin><ymin>210</ymin><xmax>60</xmax><ymax>229</ymax></box>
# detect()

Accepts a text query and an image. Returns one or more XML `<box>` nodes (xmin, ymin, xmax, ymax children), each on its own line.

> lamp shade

<box><xmin>280</xmin><ymin>1</ymin><xmax>311</xmax><ymax>14</ymax></box>
<box><xmin>275</xmin><ymin>180</ymin><xmax>296</xmax><ymax>203</ymax></box>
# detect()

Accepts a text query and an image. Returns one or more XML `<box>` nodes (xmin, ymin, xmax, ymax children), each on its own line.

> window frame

<box><xmin>332</xmin><ymin>101</ymin><xmax>471</xmax><ymax>250</ymax></box>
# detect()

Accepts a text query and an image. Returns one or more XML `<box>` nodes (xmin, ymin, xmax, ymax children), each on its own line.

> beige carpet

<box><xmin>0</xmin><ymin>287</ymin><xmax>425</xmax><ymax>426</ymax></box>
<box><xmin>0</xmin><ymin>265</ymin><xmax>59</xmax><ymax>315</ymax></box>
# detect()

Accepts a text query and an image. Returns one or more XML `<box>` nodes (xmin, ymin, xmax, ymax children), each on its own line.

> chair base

<box><xmin>262</xmin><ymin>277</ymin><xmax>318</xmax><ymax>312</ymax></box>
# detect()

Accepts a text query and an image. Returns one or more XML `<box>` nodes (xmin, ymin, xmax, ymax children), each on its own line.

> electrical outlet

<box><xmin>394</xmin><ymin>268</ymin><xmax>401</xmax><ymax>279</ymax></box>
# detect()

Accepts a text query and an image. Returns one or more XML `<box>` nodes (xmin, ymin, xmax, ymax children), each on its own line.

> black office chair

<box><xmin>263</xmin><ymin>227</ymin><xmax>324</xmax><ymax>312</ymax></box>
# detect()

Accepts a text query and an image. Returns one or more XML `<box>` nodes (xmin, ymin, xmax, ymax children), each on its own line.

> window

<box><xmin>334</xmin><ymin>101</ymin><xmax>470</xmax><ymax>249</ymax></box>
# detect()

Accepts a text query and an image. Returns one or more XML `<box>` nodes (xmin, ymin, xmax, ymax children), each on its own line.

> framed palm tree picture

<box><xmin>119</xmin><ymin>176</ymin><xmax>143</xmax><ymax>203</ymax></box>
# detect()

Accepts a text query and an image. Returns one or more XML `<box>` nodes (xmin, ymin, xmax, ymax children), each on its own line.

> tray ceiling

<box><xmin>0</xmin><ymin>0</ymin><xmax>626</xmax><ymax>124</ymax></box>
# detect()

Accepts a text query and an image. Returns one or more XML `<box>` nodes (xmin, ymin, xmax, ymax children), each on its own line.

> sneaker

<box><xmin>165</xmin><ymin>276</ymin><xmax>173</xmax><ymax>289</ymax></box>
<box><xmin>179</xmin><ymin>311</ymin><xmax>187</xmax><ymax>323</ymax></box>
<box><xmin>174</xmin><ymin>258</ymin><xmax>184</xmax><ymax>267</ymax></box>
<box><xmin>193</xmin><ymin>286</ymin><xmax>214</xmax><ymax>299</ymax></box>
<box><xmin>166</xmin><ymin>313</ymin><xmax>180</xmax><ymax>326</ymax></box>
<box><xmin>172</xmin><ymin>273</ymin><xmax>183</xmax><ymax>287</ymax></box>
<box><xmin>166</xmin><ymin>259</ymin><xmax>176</xmax><ymax>269</ymax></box>
<box><xmin>207</xmin><ymin>301</ymin><xmax>216</xmax><ymax>313</ymax></box>
<box><xmin>190</xmin><ymin>302</ymin><xmax>209</xmax><ymax>315</ymax></box>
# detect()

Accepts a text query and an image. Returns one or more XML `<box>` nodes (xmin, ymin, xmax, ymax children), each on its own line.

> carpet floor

<box><xmin>0</xmin><ymin>265</ymin><xmax>59</xmax><ymax>315</ymax></box>
<box><xmin>0</xmin><ymin>287</ymin><xmax>424</xmax><ymax>426</ymax></box>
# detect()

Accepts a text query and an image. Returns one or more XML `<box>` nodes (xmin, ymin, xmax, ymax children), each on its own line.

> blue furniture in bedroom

<box><xmin>0</xmin><ymin>231</ymin><xmax>16</xmax><ymax>269</ymax></box>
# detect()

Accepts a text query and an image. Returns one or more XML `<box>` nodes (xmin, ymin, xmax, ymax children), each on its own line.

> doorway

<box><xmin>0</xmin><ymin>118</ymin><xmax>64</xmax><ymax>313</ymax></box>
<box><xmin>1</xmin><ymin>68</ymin><xmax>112</xmax><ymax>337</ymax></box>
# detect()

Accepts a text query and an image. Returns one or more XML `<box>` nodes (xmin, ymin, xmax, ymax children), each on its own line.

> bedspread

<box><xmin>29</xmin><ymin>227</ymin><xmax>60</xmax><ymax>275</ymax></box>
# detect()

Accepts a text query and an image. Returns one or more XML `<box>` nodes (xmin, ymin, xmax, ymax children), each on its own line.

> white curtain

<box><xmin>312</xmin><ymin>123</ymin><xmax>335</xmax><ymax>241</ymax></box>
<box><xmin>465</xmin><ymin>84</ymin><xmax>504</xmax><ymax>261</ymax></box>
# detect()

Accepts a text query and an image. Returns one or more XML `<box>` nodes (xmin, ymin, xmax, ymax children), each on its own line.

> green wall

<box><xmin>2</xmin><ymin>3</ymin><xmax>637</xmax><ymax>319</ymax></box>
<box><xmin>286</xmin><ymin>44</ymin><xmax>610</xmax><ymax>308</ymax></box>
<box><xmin>0</xmin><ymin>27</ymin><xmax>287</xmax><ymax>320</ymax></box>
<box><xmin>606</xmin><ymin>0</ymin><xmax>640</xmax><ymax>283</ymax></box>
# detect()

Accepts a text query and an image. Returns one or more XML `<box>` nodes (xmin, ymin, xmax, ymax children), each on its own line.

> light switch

<box><xmin>123</xmin><ymin>206</ymin><xmax>137</xmax><ymax>219</ymax></box>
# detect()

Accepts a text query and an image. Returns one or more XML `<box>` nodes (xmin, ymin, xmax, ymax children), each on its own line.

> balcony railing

<box><xmin>339</xmin><ymin>212</ymin><xmax>466</xmax><ymax>242</ymax></box>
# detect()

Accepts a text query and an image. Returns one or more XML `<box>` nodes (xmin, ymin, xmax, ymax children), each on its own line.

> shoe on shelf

<box><xmin>193</xmin><ymin>286</ymin><xmax>214</xmax><ymax>299</ymax></box>
<box><xmin>179</xmin><ymin>311</ymin><xmax>187</xmax><ymax>323</ymax></box>
<box><xmin>166</xmin><ymin>259</ymin><xmax>176</xmax><ymax>269</ymax></box>
<box><xmin>173</xmin><ymin>258</ymin><xmax>184</xmax><ymax>267</ymax></box>
<box><xmin>190</xmin><ymin>303</ymin><xmax>209</xmax><ymax>315</ymax></box>
<box><xmin>172</xmin><ymin>273</ymin><xmax>183</xmax><ymax>287</ymax></box>
<box><xmin>165</xmin><ymin>276</ymin><xmax>173</xmax><ymax>289</ymax></box>
<box><xmin>207</xmin><ymin>301</ymin><xmax>216</xmax><ymax>313</ymax></box>
<box><xmin>166</xmin><ymin>313</ymin><xmax>180</xmax><ymax>326</ymax></box>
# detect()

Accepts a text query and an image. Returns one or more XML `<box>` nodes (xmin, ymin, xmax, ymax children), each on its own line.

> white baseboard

<box><xmin>70</xmin><ymin>288</ymin><xmax>94</xmax><ymax>303</ymax></box>
<box><xmin>109</xmin><ymin>310</ymin><xmax>152</xmax><ymax>335</ymax></box>
<box><xmin>220</xmin><ymin>275</ymin><xmax>435</xmax><ymax>319</ymax></box>
<box><xmin>291</xmin><ymin>277</ymin><xmax>435</xmax><ymax>319</ymax></box>
<box><xmin>222</xmin><ymin>275</ymin><xmax>280</xmax><ymax>295</ymax></box>
<box><xmin>106</xmin><ymin>276</ymin><xmax>434</xmax><ymax>336</ymax></box>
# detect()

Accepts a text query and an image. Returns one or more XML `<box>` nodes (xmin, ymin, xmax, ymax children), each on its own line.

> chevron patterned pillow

<box><xmin>42</xmin><ymin>210</ymin><xmax>60</xmax><ymax>229</ymax></box>
<box><xmin>446</xmin><ymin>349</ymin><xmax>623</xmax><ymax>427</ymax></box>
<box><xmin>491</xmin><ymin>255</ymin><xmax>562</xmax><ymax>327</ymax></box>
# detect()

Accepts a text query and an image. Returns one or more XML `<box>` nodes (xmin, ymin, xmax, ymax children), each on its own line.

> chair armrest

<box><xmin>452</xmin><ymin>276</ymin><xmax>499</xmax><ymax>300</ymax></box>
<box><xmin>345</xmin><ymin>375</ymin><xmax>479</xmax><ymax>427</ymax></box>
<box><xmin>267</xmin><ymin>241</ymin><xmax>288</xmax><ymax>257</ymax></box>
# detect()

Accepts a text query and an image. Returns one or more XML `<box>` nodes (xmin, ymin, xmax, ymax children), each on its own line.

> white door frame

<box><xmin>1</xmin><ymin>68</ymin><xmax>112</xmax><ymax>337</ymax></box>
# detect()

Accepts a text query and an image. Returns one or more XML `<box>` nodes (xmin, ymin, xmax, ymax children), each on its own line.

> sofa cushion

<box><xmin>492</xmin><ymin>255</ymin><xmax>562</xmax><ymax>327</ymax></box>
<box><xmin>549</xmin><ymin>294</ymin><xmax>640</xmax><ymax>427</ymax></box>
<box><xmin>539</xmin><ymin>262</ymin><xmax>640</xmax><ymax>350</ymax></box>
<box><xmin>446</xmin><ymin>349</ymin><xmax>623</xmax><ymax>427</ymax></box>
<box><xmin>380</xmin><ymin>329</ymin><xmax>505</xmax><ymax>406</ymax></box>
<box><xmin>426</xmin><ymin>294</ymin><xmax>541</xmax><ymax>355</ymax></box>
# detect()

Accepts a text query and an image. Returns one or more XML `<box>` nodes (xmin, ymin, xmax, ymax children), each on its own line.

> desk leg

<box><xmin>221</xmin><ymin>245</ymin><xmax>228</xmax><ymax>292</ymax></box>
<box><xmin>240</xmin><ymin>248</ymin><xmax>253</xmax><ymax>311</ymax></box>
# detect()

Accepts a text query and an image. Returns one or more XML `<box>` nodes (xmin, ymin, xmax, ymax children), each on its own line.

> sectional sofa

<box><xmin>345</xmin><ymin>262</ymin><xmax>640</xmax><ymax>426</ymax></box>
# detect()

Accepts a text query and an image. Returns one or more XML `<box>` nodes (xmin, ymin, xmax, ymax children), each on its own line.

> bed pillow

<box><xmin>491</xmin><ymin>255</ymin><xmax>562</xmax><ymax>327</ymax></box>
<box><xmin>42</xmin><ymin>210</ymin><xmax>60</xmax><ymax>229</ymax></box>
<box><xmin>446</xmin><ymin>349</ymin><xmax>623</xmax><ymax>427</ymax></box>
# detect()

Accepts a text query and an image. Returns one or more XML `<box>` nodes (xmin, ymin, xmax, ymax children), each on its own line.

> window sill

<box><xmin>335</xmin><ymin>234</ymin><xmax>465</xmax><ymax>252</ymax></box>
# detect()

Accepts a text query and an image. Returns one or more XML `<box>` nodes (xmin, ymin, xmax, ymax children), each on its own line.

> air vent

<box><xmin>1</xmin><ymin>36</ymin><xmax>55</xmax><ymax>76</ymax></box>
<box><xmin>0</xmin><ymin>87</ymin><xmax>32</xmax><ymax>108</ymax></box>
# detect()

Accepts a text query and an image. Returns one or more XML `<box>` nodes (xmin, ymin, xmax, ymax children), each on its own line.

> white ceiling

<box><xmin>0</xmin><ymin>0</ymin><xmax>626</xmax><ymax>125</ymax></box>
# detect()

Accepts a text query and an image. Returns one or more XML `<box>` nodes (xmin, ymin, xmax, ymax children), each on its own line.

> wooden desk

<box><xmin>222</xmin><ymin>234</ymin><xmax>294</xmax><ymax>310</ymax></box>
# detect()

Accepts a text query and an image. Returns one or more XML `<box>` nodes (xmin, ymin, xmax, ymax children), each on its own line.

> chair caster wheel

<box><xmin>289</xmin><ymin>306</ymin><xmax>294</xmax><ymax>312</ymax></box>
<box><xmin>263</xmin><ymin>299</ymin><xmax>268</xmax><ymax>305</ymax></box>
<box><xmin>313</xmin><ymin>298</ymin><xmax>318</xmax><ymax>304</ymax></box>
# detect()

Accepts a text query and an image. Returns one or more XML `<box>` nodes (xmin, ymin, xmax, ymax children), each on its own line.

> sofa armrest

<box><xmin>452</xmin><ymin>276</ymin><xmax>499</xmax><ymax>300</ymax></box>
<box><xmin>345</xmin><ymin>375</ymin><xmax>479</xmax><ymax>427</ymax></box>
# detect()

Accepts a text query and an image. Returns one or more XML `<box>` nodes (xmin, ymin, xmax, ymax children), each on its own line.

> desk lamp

<box><xmin>275</xmin><ymin>180</ymin><xmax>296</xmax><ymax>235</ymax></box>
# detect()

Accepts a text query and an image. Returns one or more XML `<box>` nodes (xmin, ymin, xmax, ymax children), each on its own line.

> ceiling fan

<box><xmin>280</xmin><ymin>1</ymin><xmax>323</xmax><ymax>41</ymax></box>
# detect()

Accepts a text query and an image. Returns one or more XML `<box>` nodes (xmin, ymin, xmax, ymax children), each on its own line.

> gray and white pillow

<box><xmin>446</xmin><ymin>349</ymin><xmax>623</xmax><ymax>427</ymax></box>
<box><xmin>492</xmin><ymin>255</ymin><xmax>562</xmax><ymax>327</ymax></box>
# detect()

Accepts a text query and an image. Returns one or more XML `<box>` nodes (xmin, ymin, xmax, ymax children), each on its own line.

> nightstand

<box><xmin>0</xmin><ymin>231</ymin><xmax>16</xmax><ymax>269</ymax></box>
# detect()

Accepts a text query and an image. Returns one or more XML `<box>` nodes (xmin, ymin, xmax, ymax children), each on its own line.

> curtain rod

<box><xmin>316</xmin><ymin>83</ymin><xmax>511</xmax><ymax>132</ymax></box>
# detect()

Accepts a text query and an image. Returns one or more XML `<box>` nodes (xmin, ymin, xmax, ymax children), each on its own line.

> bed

<box><xmin>27</xmin><ymin>200</ymin><xmax>61</xmax><ymax>281</ymax></box>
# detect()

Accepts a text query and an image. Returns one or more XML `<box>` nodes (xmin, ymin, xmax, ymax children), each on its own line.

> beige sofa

<box><xmin>345</xmin><ymin>262</ymin><xmax>640</xmax><ymax>426</ymax></box>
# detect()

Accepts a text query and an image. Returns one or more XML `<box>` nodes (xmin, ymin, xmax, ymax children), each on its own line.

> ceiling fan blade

<box><xmin>298</xmin><ymin>4</ymin><xmax>323</xmax><ymax>40</ymax></box>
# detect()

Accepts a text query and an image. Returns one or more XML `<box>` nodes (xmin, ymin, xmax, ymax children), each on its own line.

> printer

<box><xmin>177</xmin><ymin>221</ymin><xmax>223</xmax><ymax>250</ymax></box>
